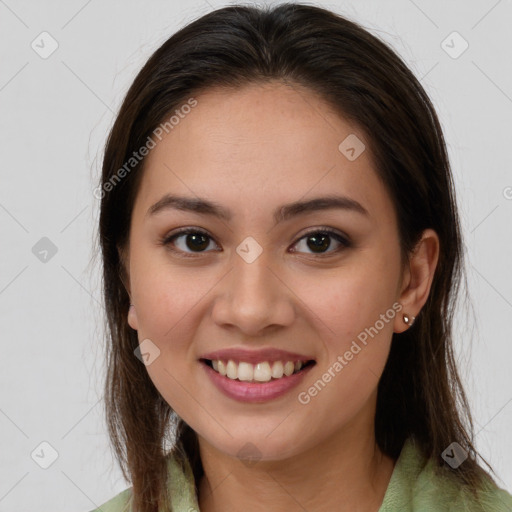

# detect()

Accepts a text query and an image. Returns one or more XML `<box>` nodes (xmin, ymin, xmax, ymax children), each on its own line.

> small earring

<box><xmin>403</xmin><ymin>313</ymin><xmax>415</xmax><ymax>326</ymax></box>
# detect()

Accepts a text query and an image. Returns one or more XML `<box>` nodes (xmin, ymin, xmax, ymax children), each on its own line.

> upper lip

<box><xmin>199</xmin><ymin>347</ymin><xmax>315</xmax><ymax>365</ymax></box>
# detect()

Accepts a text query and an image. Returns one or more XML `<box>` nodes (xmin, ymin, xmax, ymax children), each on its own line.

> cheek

<box><xmin>129</xmin><ymin>262</ymin><xmax>208</xmax><ymax>417</ymax></box>
<box><xmin>292</xmin><ymin>254</ymin><xmax>398</xmax><ymax>405</ymax></box>
<box><xmin>298</xmin><ymin>277</ymin><xmax>396</xmax><ymax>428</ymax></box>
<box><xmin>129</xmin><ymin>249</ymin><xmax>209</xmax><ymax>340</ymax></box>
<box><xmin>299</xmin><ymin>258</ymin><xmax>399</xmax><ymax>342</ymax></box>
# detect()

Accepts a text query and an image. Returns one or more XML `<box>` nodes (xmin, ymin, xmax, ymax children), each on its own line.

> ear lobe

<box><xmin>117</xmin><ymin>243</ymin><xmax>137</xmax><ymax>329</ymax></box>
<box><xmin>393</xmin><ymin>229</ymin><xmax>440</xmax><ymax>333</ymax></box>
<box><xmin>128</xmin><ymin>304</ymin><xmax>138</xmax><ymax>331</ymax></box>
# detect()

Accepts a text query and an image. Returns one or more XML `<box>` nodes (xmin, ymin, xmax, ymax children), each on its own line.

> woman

<box><xmin>92</xmin><ymin>3</ymin><xmax>512</xmax><ymax>511</ymax></box>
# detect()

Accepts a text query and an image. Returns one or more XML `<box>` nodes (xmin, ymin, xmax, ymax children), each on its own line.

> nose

<box><xmin>211</xmin><ymin>251</ymin><xmax>295</xmax><ymax>337</ymax></box>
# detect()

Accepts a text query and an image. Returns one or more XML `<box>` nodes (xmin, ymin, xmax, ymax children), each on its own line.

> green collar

<box><xmin>169</xmin><ymin>437</ymin><xmax>512</xmax><ymax>511</ymax></box>
<box><xmin>93</xmin><ymin>437</ymin><xmax>512</xmax><ymax>511</ymax></box>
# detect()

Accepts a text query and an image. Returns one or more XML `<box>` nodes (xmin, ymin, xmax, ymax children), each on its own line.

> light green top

<box><xmin>90</xmin><ymin>438</ymin><xmax>512</xmax><ymax>511</ymax></box>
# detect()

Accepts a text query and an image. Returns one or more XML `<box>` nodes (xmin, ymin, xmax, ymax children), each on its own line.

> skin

<box><xmin>122</xmin><ymin>81</ymin><xmax>439</xmax><ymax>512</ymax></box>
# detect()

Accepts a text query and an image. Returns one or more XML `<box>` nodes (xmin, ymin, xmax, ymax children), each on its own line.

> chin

<box><xmin>200</xmin><ymin>429</ymin><xmax>303</xmax><ymax>463</ymax></box>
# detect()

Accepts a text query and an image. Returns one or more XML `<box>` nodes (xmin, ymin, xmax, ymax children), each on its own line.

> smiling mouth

<box><xmin>200</xmin><ymin>358</ymin><xmax>316</xmax><ymax>383</ymax></box>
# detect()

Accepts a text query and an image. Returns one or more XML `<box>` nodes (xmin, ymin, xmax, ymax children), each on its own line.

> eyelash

<box><xmin>159</xmin><ymin>226</ymin><xmax>351</xmax><ymax>259</ymax></box>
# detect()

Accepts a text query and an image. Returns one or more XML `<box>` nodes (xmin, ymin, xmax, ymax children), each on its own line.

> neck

<box><xmin>197</xmin><ymin>402</ymin><xmax>396</xmax><ymax>512</ymax></box>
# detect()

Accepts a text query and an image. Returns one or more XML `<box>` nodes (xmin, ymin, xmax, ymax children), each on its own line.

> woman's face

<box><xmin>124</xmin><ymin>81</ymin><xmax>411</xmax><ymax>461</ymax></box>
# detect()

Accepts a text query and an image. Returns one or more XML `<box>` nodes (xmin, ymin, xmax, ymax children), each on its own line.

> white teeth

<box><xmin>283</xmin><ymin>361</ymin><xmax>295</xmax><ymax>376</ymax></box>
<box><xmin>254</xmin><ymin>362</ymin><xmax>272</xmax><ymax>382</ymax></box>
<box><xmin>218</xmin><ymin>360</ymin><xmax>227</xmax><ymax>376</ymax></box>
<box><xmin>238</xmin><ymin>362</ymin><xmax>253</xmax><ymax>381</ymax></box>
<box><xmin>209</xmin><ymin>359</ymin><xmax>309</xmax><ymax>381</ymax></box>
<box><xmin>271</xmin><ymin>361</ymin><xmax>284</xmax><ymax>378</ymax></box>
<box><xmin>226</xmin><ymin>360</ymin><xmax>237</xmax><ymax>379</ymax></box>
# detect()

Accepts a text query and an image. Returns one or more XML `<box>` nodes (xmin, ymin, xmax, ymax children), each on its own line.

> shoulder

<box><xmin>88</xmin><ymin>487</ymin><xmax>132</xmax><ymax>512</ymax></box>
<box><xmin>413</xmin><ymin>466</ymin><xmax>512</xmax><ymax>512</ymax></box>
<box><xmin>86</xmin><ymin>451</ymin><xmax>198</xmax><ymax>512</ymax></box>
<box><xmin>380</xmin><ymin>438</ymin><xmax>512</xmax><ymax>512</ymax></box>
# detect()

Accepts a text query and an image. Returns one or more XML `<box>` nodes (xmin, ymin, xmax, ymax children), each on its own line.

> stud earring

<box><xmin>403</xmin><ymin>313</ymin><xmax>415</xmax><ymax>326</ymax></box>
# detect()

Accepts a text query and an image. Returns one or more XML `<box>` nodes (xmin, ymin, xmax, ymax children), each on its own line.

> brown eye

<box><xmin>161</xmin><ymin>227</ymin><xmax>350</xmax><ymax>259</ymax></box>
<box><xmin>162</xmin><ymin>228</ymin><xmax>218</xmax><ymax>257</ymax></box>
<box><xmin>291</xmin><ymin>229</ymin><xmax>350</xmax><ymax>255</ymax></box>
<box><xmin>181</xmin><ymin>232</ymin><xmax>210</xmax><ymax>252</ymax></box>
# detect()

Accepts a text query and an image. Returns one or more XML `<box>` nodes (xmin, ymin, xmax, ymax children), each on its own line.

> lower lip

<box><xmin>201</xmin><ymin>361</ymin><xmax>315</xmax><ymax>403</ymax></box>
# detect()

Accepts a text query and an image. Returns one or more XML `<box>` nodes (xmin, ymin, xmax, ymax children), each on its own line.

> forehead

<box><xmin>133</xmin><ymin>81</ymin><xmax>394</xmax><ymax>225</ymax></box>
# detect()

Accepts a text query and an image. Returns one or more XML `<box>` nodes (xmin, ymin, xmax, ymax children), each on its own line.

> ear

<box><xmin>117</xmin><ymin>243</ymin><xmax>138</xmax><ymax>331</ymax></box>
<box><xmin>128</xmin><ymin>304</ymin><xmax>139</xmax><ymax>331</ymax></box>
<box><xmin>394</xmin><ymin>228</ymin><xmax>440</xmax><ymax>333</ymax></box>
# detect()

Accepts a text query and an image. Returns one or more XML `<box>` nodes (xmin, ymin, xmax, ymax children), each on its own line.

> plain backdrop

<box><xmin>1</xmin><ymin>0</ymin><xmax>511</xmax><ymax>510</ymax></box>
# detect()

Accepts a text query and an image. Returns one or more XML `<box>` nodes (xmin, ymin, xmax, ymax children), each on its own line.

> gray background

<box><xmin>0</xmin><ymin>0</ymin><xmax>511</xmax><ymax>510</ymax></box>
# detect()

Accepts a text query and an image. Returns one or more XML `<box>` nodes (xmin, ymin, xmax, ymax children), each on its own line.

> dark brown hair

<box><xmin>95</xmin><ymin>3</ymin><xmax>498</xmax><ymax>511</ymax></box>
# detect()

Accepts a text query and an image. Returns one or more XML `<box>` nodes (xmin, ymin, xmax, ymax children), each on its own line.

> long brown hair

<box><xmin>95</xmin><ymin>3</ymin><xmax>497</xmax><ymax>511</ymax></box>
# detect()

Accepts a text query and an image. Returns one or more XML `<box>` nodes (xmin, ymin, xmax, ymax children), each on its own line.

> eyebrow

<box><xmin>146</xmin><ymin>193</ymin><xmax>369</xmax><ymax>224</ymax></box>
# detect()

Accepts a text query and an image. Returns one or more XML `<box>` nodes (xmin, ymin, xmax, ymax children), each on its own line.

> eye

<box><xmin>161</xmin><ymin>228</ymin><xmax>219</xmax><ymax>257</ymax></box>
<box><xmin>291</xmin><ymin>227</ymin><xmax>351</xmax><ymax>255</ymax></box>
<box><xmin>160</xmin><ymin>226</ymin><xmax>351</xmax><ymax>258</ymax></box>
